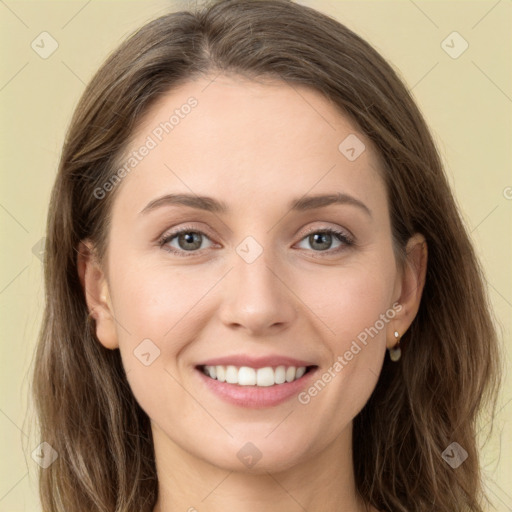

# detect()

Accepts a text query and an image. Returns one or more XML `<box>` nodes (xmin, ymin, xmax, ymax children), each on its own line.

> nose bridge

<box><xmin>218</xmin><ymin>238</ymin><xmax>297</xmax><ymax>334</ymax></box>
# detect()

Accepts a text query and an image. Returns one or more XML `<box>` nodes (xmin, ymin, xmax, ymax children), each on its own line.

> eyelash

<box><xmin>158</xmin><ymin>224</ymin><xmax>354</xmax><ymax>258</ymax></box>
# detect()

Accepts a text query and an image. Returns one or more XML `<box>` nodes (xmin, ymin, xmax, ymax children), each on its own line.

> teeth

<box><xmin>274</xmin><ymin>365</ymin><xmax>286</xmax><ymax>384</ymax></box>
<box><xmin>202</xmin><ymin>365</ymin><xmax>309</xmax><ymax>386</ymax></box>
<box><xmin>285</xmin><ymin>366</ymin><xmax>296</xmax><ymax>382</ymax></box>
<box><xmin>216</xmin><ymin>366</ymin><xmax>226</xmax><ymax>382</ymax></box>
<box><xmin>238</xmin><ymin>366</ymin><xmax>256</xmax><ymax>386</ymax></box>
<box><xmin>256</xmin><ymin>367</ymin><xmax>275</xmax><ymax>387</ymax></box>
<box><xmin>225</xmin><ymin>365</ymin><xmax>238</xmax><ymax>384</ymax></box>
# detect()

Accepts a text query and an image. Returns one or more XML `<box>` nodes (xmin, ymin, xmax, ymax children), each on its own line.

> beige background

<box><xmin>1</xmin><ymin>0</ymin><xmax>510</xmax><ymax>510</ymax></box>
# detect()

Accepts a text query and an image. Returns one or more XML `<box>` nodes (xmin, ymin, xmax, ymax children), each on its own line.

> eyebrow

<box><xmin>140</xmin><ymin>192</ymin><xmax>372</xmax><ymax>217</ymax></box>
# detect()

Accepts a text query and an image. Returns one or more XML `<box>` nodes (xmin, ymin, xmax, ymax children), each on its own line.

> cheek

<box><xmin>109</xmin><ymin>257</ymin><xmax>215</xmax><ymax>345</ymax></box>
<box><xmin>297</xmin><ymin>258</ymin><xmax>396</xmax><ymax>347</ymax></box>
<box><xmin>291</xmin><ymin>257</ymin><xmax>396</xmax><ymax>414</ymax></box>
<box><xmin>109</xmin><ymin>261</ymin><xmax>201</xmax><ymax>420</ymax></box>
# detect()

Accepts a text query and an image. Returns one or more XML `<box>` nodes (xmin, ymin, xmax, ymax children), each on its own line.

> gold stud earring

<box><xmin>388</xmin><ymin>330</ymin><xmax>401</xmax><ymax>362</ymax></box>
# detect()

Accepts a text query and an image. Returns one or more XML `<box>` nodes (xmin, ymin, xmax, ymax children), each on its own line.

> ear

<box><xmin>387</xmin><ymin>233</ymin><xmax>428</xmax><ymax>349</ymax></box>
<box><xmin>77</xmin><ymin>240</ymin><xmax>119</xmax><ymax>350</ymax></box>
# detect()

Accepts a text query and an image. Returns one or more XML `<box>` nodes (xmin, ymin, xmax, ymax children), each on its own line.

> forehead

<box><xmin>111</xmin><ymin>74</ymin><xmax>387</xmax><ymax>219</ymax></box>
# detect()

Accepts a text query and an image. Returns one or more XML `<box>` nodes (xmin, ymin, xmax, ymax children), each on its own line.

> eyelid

<box><xmin>158</xmin><ymin>223</ymin><xmax>217</xmax><ymax>251</ymax></box>
<box><xmin>158</xmin><ymin>222</ymin><xmax>355</xmax><ymax>257</ymax></box>
<box><xmin>299</xmin><ymin>223</ymin><xmax>354</xmax><ymax>242</ymax></box>
<box><xmin>158</xmin><ymin>221</ymin><xmax>214</xmax><ymax>240</ymax></box>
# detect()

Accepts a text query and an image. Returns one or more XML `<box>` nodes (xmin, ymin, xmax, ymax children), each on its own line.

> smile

<box><xmin>194</xmin><ymin>354</ymin><xmax>319</xmax><ymax>408</ymax></box>
<box><xmin>199</xmin><ymin>364</ymin><xmax>314</xmax><ymax>386</ymax></box>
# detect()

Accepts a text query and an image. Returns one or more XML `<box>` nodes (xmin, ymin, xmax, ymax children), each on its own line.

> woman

<box><xmin>31</xmin><ymin>0</ymin><xmax>501</xmax><ymax>510</ymax></box>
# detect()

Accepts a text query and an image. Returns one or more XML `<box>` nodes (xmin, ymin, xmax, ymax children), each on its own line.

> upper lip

<box><xmin>196</xmin><ymin>355</ymin><xmax>317</xmax><ymax>369</ymax></box>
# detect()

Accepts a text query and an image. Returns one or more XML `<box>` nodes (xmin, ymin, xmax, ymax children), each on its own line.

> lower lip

<box><xmin>195</xmin><ymin>367</ymin><xmax>318</xmax><ymax>409</ymax></box>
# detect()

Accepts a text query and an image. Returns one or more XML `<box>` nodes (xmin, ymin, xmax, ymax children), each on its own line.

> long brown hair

<box><xmin>30</xmin><ymin>1</ymin><xmax>501</xmax><ymax>510</ymax></box>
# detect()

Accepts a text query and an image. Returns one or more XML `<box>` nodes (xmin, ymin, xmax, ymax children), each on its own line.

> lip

<box><xmin>195</xmin><ymin>365</ymin><xmax>319</xmax><ymax>409</ymax></box>
<box><xmin>195</xmin><ymin>354</ymin><xmax>316</xmax><ymax>369</ymax></box>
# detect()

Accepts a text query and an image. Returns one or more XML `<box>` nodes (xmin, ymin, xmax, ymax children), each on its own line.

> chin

<box><xmin>200</xmin><ymin>432</ymin><xmax>316</xmax><ymax>474</ymax></box>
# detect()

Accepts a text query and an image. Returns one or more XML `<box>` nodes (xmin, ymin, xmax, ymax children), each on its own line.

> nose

<box><xmin>217</xmin><ymin>249</ymin><xmax>298</xmax><ymax>336</ymax></box>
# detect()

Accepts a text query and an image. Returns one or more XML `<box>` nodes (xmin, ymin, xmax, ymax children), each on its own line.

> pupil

<box><xmin>180</xmin><ymin>232</ymin><xmax>201</xmax><ymax>250</ymax></box>
<box><xmin>311</xmin><ymin>232</ymin><xmax>331</xmax><ymax>250</ymax></box>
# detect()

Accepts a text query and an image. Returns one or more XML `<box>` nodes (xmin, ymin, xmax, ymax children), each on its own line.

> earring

<box><xmin>388</xmin><ymin>331</ymin><xmax>401</xmax><ymax>362</ymax></box>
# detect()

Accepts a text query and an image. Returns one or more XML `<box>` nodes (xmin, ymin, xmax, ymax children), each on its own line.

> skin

<box><xmin>78</xmin><ymin>74</ymin><xmax>427</xmax><ymax>512</ymax></box>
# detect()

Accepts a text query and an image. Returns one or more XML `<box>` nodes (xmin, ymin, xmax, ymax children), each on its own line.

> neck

<box><xmin>151</xmin><ymin>421</ymin><xmax>373</xmax><ymax>512</ymax></box>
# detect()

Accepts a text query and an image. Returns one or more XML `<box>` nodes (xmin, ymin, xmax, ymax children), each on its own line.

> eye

<box><xmin>295</xmin><ymin>227</ymin><xmax>354</xmax><ymax>254</ymax></box>
<box><xmin>159</xmin><ymin>225</ymin><xmax>354</xmax><ymax>257</ymax></box>
<box><xmin>159</xmin><ymin>226</ymin><xmax>215</xmax><ymax>257</ymax></box>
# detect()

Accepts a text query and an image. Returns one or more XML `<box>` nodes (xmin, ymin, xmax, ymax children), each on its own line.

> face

<box><xmin>87</xmin><ymin>74</ymin><xmax>411</xmax><ymax>473</ymax></box>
